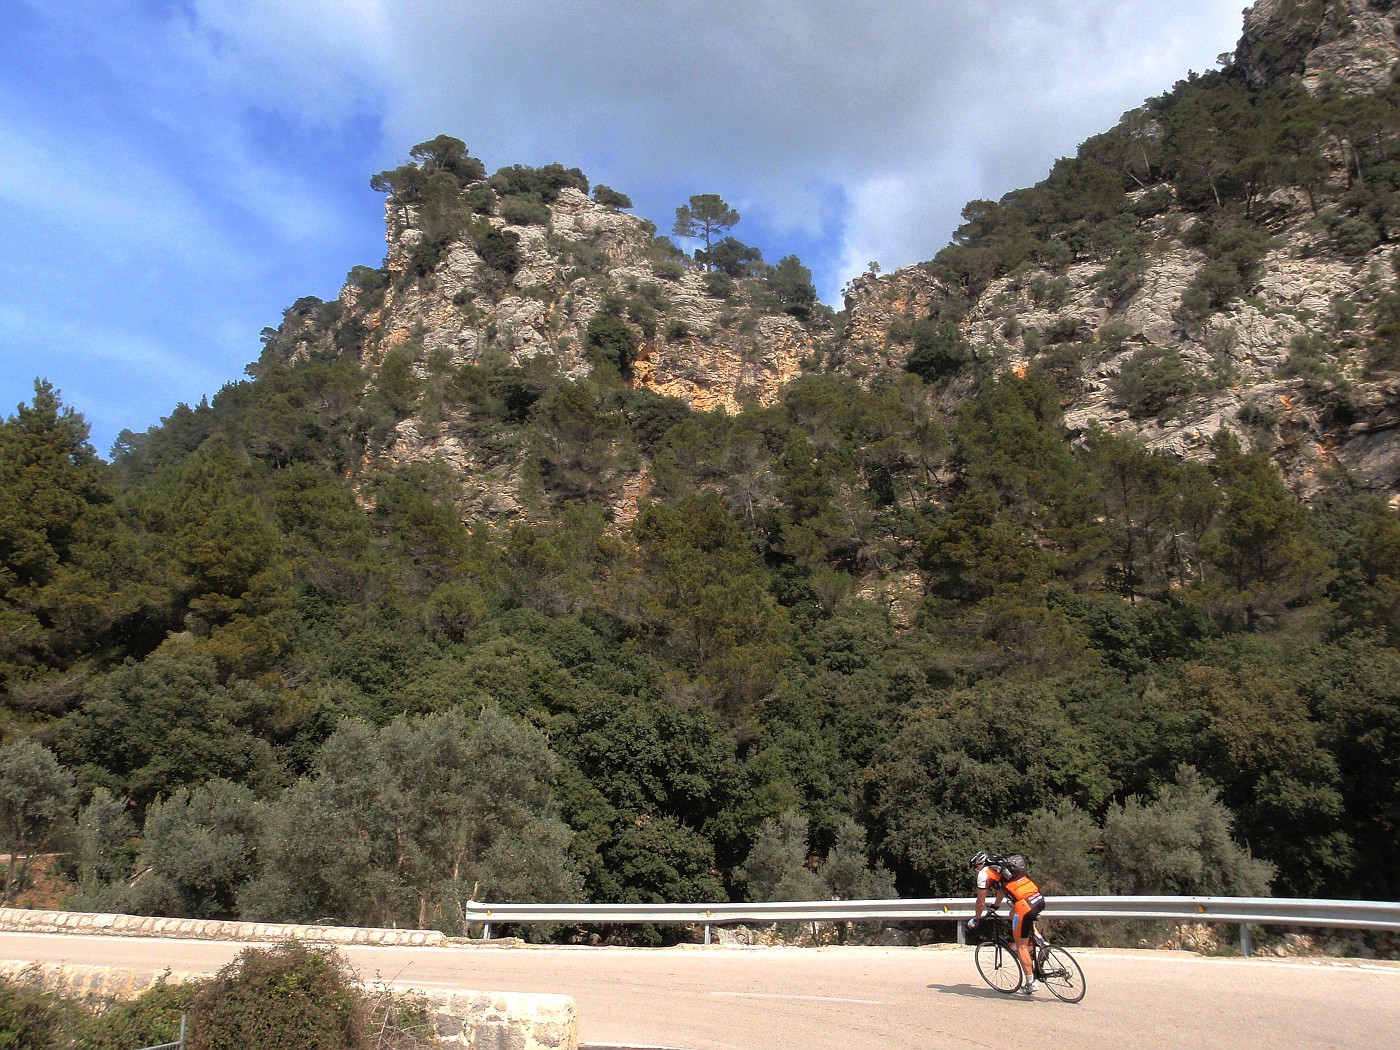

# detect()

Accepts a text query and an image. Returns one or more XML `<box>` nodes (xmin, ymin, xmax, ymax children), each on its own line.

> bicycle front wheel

<box><xmin>1038</xmin><ymin>945</ymin><xmax>1086</xmax><ymax>1003</ymax></box>
<box><xmin>975</xmin><ymin>941</ymin><xmax>1023</xmax><ymax>993</ymax></box>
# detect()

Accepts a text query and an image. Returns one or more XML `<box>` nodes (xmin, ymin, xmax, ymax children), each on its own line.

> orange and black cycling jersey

<box><xmin>985</xmin><ymin>867</ymin><xmax>1041</xmax><ymax>903</ymax></box>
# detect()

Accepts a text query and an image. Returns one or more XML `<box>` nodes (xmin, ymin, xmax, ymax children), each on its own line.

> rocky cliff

<box><xmin>1237</xmin><ymin>0</ymin><xmax>1400</xmax><ymax>93</ymax></box>
<box><xmin>361</xmin><ymin>187</ymin><xmax>816</xmax><ymax>414</ymax></box>
<box><xmin>839</xmin><ymin>0</ymin><xmax>1400</xmax><ymax>506</ymax></box>
<box><xmin>262</xmin><ymin>0</ymin><xmax>1400</xmax><ymax>518</ymax></box>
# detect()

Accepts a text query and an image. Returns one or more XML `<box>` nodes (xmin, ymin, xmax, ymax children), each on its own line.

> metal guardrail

<box><xmin>461</xmin><ymin>896</ymin><xmax>1400</xmax><ymax>957</ymax></box>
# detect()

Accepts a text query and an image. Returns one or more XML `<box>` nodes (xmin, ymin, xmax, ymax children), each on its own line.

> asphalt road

<box><xmin>2</xmin><ymin>931</ymin><xmax>1397</xmax><ymax>1048</ymax></box>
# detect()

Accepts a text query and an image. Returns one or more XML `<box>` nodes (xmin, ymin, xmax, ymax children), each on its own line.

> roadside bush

<box><xmin>0</xmin><ymin>949</ymin><xmax>440</xmax><ymax>1050</ymax></box>
<box><xmin>0</xmin><ymin>976</ymin><xmax>193</xmax><ymax>1050</ymax></box>
<box><xmin>185</xmin><ymin>942</ymin><xmax>366</xmax><ymax>1050</ymax></box>
<box><xmin>75</xmin><ymin>982</ymin><xmax>195</xmax><ymax>1050</ymax></box>
<box><xmin>0</xmin><ymin>978</ymin><xmax>64</xmax><ymax>1049</ymax></box>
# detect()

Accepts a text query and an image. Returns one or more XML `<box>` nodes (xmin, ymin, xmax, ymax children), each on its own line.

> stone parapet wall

<box><xmin>0</xmin><ymin>906</ymin><xmax>444</xmax><ymax>946</ymax></box>
<box><xmin>0</xmin><ymin>959</ymin><xmax>578</xmax><ymax>1050</ymax></box>
<box><xmin>0</xmin><ymin>960</ymin><xmax>197</xmax><ymax>1003</ymax></box>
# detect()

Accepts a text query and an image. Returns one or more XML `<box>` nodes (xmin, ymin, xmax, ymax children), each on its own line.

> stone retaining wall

<box><xmin>0</xmin><ymin>906</ymin><xmax>444</xmax><ymax>946</ymax></box>
<box><xmin>0</xmin><ymin>910</ymin><xmax>577</xmax><ymax>1049</ymax></box>
<box><xmin>0</xmin><ymin>961</ymin><xmax>577</xmax><ymax>1049</ymax></box>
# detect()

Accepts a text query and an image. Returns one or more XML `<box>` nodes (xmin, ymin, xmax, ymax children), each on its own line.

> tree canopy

<box><xmin>673</xmin><ymin>194</ymin><xmax>741</xmax><ymax>266</ymax></box>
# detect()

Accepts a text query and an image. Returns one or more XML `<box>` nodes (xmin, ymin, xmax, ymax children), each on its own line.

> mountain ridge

<box><xmin>243</xmin><ymin>0</ymin><xmax>1400</xmax><ymax>517</ymax></box>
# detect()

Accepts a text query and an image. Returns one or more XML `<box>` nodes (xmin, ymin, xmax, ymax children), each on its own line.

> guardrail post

<box><xmin>956</xmin><ymin>921</ymin><xmax>966</xmax><ymax>946</ymax></box>
<box><xmin>704</xmin><ymin>924</ymin><xmax>712</xmax><ymax>945</ymax></box>
<box><xmin>483</xmin><ymin>922</ymin><xmax>492</xmax><ymax>941</ymax></box>
<box><xmin>1239</xmin><ymin>924</ymin><xmax>1252</xmax><ymax>958</ymax></box>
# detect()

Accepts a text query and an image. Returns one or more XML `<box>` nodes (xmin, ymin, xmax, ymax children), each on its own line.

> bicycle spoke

<box><xmin>975</xmin><ymin>940</ymin><xmax>1023</xmax><ymax>993</ymax></box>
<box><xmin>1037</xmin><ymin>945</ymin><xmax>1086</xmax><ymax>1003</ymax></box>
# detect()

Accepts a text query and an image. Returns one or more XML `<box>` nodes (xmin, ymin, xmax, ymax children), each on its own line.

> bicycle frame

<box><xmin>974</xmin><ymin>911</ymin><xmax>1087</xmax><ymax>1002</ymax></box>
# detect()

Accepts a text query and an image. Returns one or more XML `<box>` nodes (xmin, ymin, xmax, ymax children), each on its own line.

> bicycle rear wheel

<box><xmin>975</xmin><ymin>941</ymin><xmax>1023</xmax><ymax>993</ymax></box>
<box><xmin>1037</xmin><ymin>945</ymin><xmax>1086</xmax><ymax>1003</ymax></box>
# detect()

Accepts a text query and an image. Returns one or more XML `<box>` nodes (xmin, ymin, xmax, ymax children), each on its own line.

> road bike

<box><xmin>971</xmin><ymin>908</ymin><xmax>1086</xmax><ymax>1003</ymax></box>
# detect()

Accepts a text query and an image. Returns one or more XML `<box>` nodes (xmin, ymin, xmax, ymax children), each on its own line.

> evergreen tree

<box><xmin>0</xmin><ymin>739</ymin><xmax>75</xmax><ymax>904</ymax></box>
<box><xmin>673</xmin><ymin>194</ymin><xmax>740</xmax><ymax>266</ymax></box>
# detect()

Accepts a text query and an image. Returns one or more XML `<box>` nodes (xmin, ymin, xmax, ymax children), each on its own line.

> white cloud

<box><xmin>122</xmin><ymin>0</ymin><xmax>1247</xmax><ymax>288</ymax></box>
<box><xmin>363</xmin><ymin>1</ymin><xmax>1245</xmax><ymax>281</ymax></box>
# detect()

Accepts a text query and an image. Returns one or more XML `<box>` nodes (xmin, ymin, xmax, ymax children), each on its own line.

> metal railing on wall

<box><xmin>460</xmin><ymin>896</ymin><xmax>1400</xmax><ymax>958</ymax></box>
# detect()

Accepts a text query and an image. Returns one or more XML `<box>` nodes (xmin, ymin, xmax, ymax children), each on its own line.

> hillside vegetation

<box><xmin>2</xmin><ymin>0</ymin><xmax>1399</xmax><ymax>937</ymax></box>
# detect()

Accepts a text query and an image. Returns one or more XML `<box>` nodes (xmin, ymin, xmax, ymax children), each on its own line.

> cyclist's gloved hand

<box><xmin>966</xmin><ymin>917</ymin><xmax>979</xmax><ymax>930</ymax></box>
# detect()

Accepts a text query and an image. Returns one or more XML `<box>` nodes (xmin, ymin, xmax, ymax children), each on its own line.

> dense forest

<box><xmin>3</xmin><ymin>25</ymin><xmax>1400</xmax><ymax>940</ymax></box>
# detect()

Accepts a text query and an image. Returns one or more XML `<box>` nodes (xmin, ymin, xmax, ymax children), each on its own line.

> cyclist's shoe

<box><xmin>1023</xmin><ymin>978</ymin><xmax>1038</xmax><ymax>996</ymax></box>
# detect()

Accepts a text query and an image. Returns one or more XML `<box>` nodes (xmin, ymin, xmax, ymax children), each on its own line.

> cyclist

<box><xmin>966</xmin><ymin>850</ymin><xmax>1046</xmax><ymax>994</ymax></box>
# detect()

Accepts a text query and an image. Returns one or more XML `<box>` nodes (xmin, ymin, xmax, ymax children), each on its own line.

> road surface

<box><xmin>1</xmin><ymin>931</ymin><xmax>1396</xmax><ymax>1048</ymax></box>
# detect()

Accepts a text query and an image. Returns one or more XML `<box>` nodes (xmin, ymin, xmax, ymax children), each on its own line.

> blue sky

<box><xmin>1</xmin><ymin>0</ymin><xmax>1247</xmax><ymax>456</ymax></box>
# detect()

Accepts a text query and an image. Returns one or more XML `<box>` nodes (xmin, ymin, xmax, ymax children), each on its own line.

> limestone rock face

<box><xmin>297</xmin><ymin>185</ymin><xmax>821</xmax><ymax>523</ymax></box>
<box><xmin>1237</xmin><ymin>0</ymin><xmax>1400</xmax><ymax>94</ymax></box>
<box><xmin>829</xmin><ymin>3</ymin><xmax>1400</xmax><ymax>507</ymax></box>
<box><xmin>273</xmin><ymin>1</ymin><xmax>1400</xmax><ymax>524</ymax></box>
<box><xmin>840</xmin><ymin>198</ymin><xmax>1400</xmax><ymax>505</ymax></box>
<box><xmin>337</xmin><ymin>188</ymin><xmax>821</xmax><ymax>402</ymax></box>
<box><xmin>841</xmin><ymin>268</ymin><xmax>950</xmax><ymax>372</ymax></box>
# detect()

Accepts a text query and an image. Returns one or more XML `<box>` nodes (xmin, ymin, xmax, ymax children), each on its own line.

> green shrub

<box><xmin>464</xmin><ymin>183</ymin><xmax>497</xmax><ymax>215</ymax></box>
<box><xmin>1237</xmin><ymin>400</ymin><xmax>1279</xmax><ymax>429</ymax></box>
<box><xmin>1280</xmin><ymin>332</ymin><xmax>1341</xmax><ymax>383</ymax></box>
<box><xmin>1180</xmin><ymin>220</ymin><xmax>1273</xmax><ymax>317</ymax></box>
<box><xmin>0</xmin><ymin>955</ymin><xmax>438</xmax><ymax>1050</ymax></box>
<box><xmin>905</xmin><ymin>318</ymin><xmax>970</xmax><ymax>382</ymax></box>
<box><xmin>489</xmin><ymin>162</ymin><xmax>588</xmax><ymax>203</ymax></box>
<box><xmin>767</xmin><ymin>255</ymin><xmax>818</xmax><ymax>320</ymax></box>
<box><xmin>1097</xmin><ymin>250</ymin><xmax>1148</xmax><ymax>304</ymax></box>
<box><xmin>74</xmin><ymin>982</ymin><xmax>195</xmax><ymax>1050</ymax></box>
<box><xmin>474</xmin><ymin>224</ymin><xmax>522</xmax><ymax>277</ymax></box>
<box><xmin>593</xmin><ymin>185</ymin><xmax>632</xmax><ymax>209</ymax></box>
<box><xmin>0</xmin><ymin>977</ymin><xmax>194</xmax><ymax>1050</ymax></box>
<box><xmin>585</xmin><ymin>311</ymin><xmax>639</xmax><ymax>377</ymax></box>
<box><xmin>1327</xmin><ymin>214</ymin><xmax>1381</xmax><ymax>256</ymax></box>
<box><xmin>635</xmin><ymin>282</ymin><xmax>673</xmax><ymax>312</ymax></box>
<box><xmin>498</xmin><ymin>192</ymin><xmax>551</xmax><ymax>227</ymax></box>
<box><xmin>626</xmin><ymin>299</ymin><xmax>658</xmax><ymax>340</ymax></box>
<box><xmin>1029</xmin><ymin>274</ymin><xmax>1071</xmax><ymax>309</ymax></box>
<box><xmin>1111</xmin><ymin>345</ymin><xmax>1199</xmax><ymax>416</ymax></box>
<box><xmin>1030</xmin><ymin>341</ymin><xmax>1087</xmax><ymax>397</ymax></box>
<box><xmin>1045</xmin><ymin>313</ymin><xmax>1082</xmax><ymax>344</ymax></box>
<box><xmin>1129</xmin><ymin>186</ymin><xmax>1174</xmax><ymax>221</ymax></box>
<box><xmin>703</xmin><ymin>271</ymin><xmax>735</xmax><ymax>299</ymax></box>
<box><xmin>186</xmin><ymin>943</ymin><xmax>366</xmax><ymax>1050</ymax></box>
<box><xmin>0</xmin><ymin>979</ymin><xmax>64</xmax><ymax>1049</ymax></box>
